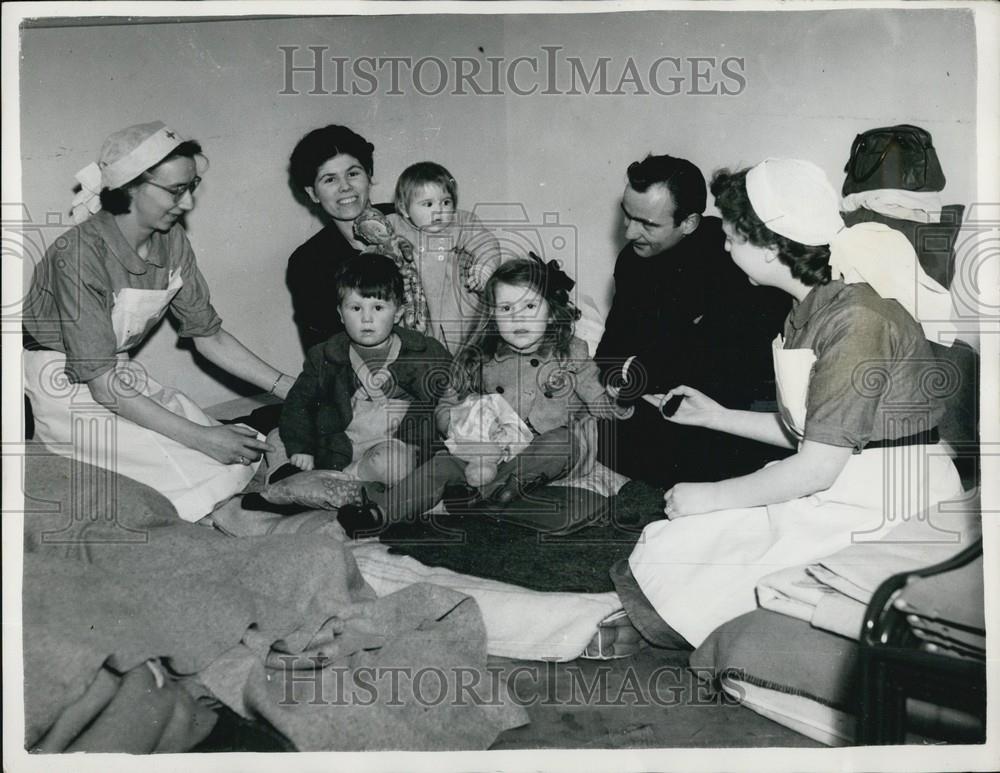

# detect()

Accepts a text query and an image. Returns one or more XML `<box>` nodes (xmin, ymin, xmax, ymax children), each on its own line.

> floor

<box><xmin>490</xmin><ymin>648</ymin><xmax>820</xmax><ymax>749</ymax></box>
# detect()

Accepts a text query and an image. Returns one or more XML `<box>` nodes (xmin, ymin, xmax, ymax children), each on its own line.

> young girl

<box><xmin>343</xmin><ymin>255</ymin><xmax>631</xmax><ymax>534</ymax></box>
<box><xmin>388</xmin><ymin>162</ymin><xmax>502</xmax><ymax>353</ymax></box>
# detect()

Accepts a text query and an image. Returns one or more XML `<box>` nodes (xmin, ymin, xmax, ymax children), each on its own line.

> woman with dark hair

<box><xmin>23</xmin><ymin>121</ymin><xmax>295</xmax><ymax>522</ymax></box>
<box><xmin>611</xmin><ymin>158</ymin><xmax>963</xmax><ymax>651</ymax></box>
<box><xmin>286</xmin><ymin>124</ymin><xmax>392</xmax><ymax>352</ymax></box>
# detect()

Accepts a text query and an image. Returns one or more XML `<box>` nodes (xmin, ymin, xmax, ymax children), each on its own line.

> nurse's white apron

<box><xmin>24</xmin><ymin>270</ymin><xmax>259</xmax><ymax>523</ymax></box>
<box><xmin>628</xmin><ymin>334</ymin><xmax>962</xmax><ymax>647</ymax></box>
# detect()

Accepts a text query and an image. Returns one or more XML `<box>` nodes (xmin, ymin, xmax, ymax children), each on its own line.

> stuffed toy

<box><xmin>353</xmin><ymin>206</ymin><xmax>430</xmax><ymax>332</ymax></box>
<box><xmin>444</xmin><ymin>394</ymin><xmax>534</xmax><ymax>487</ymax></box>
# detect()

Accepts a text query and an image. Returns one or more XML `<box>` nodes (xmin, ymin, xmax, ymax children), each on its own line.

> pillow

<box><xmin>261</xmin><ymin>470</ymin><xmax>365</xmax><ymax>510</ymax></box>
<box><xmin>574</xmin><ymin>295</ymin><xmax>606</xmax><ymax>357</ymax></box>
<box><xmin>689</xmin><ymin>609</ymin><xmax>860</xmax><ymax>746</ymax></box>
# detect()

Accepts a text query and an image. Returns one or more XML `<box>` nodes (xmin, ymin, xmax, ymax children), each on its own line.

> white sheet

<box><xmin>350</xmin><ymin>541</ymin><xmax>621</xmax><ymax>661</ymax></box>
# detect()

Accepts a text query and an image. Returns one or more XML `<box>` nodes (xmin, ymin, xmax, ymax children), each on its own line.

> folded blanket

<box><xmin>22</xmin><ymin>450</ymin><xmax>527</xmax><ymax>751</ymax></box>
<box><xmin>756</xmin><ymin>493</ymin><xmax>981</xmax><ymax>642</ymax></box>
<box><xmin>350</xmin><ymin>541</ymin><xmax>621</xmax><ymax>661</ymax></box>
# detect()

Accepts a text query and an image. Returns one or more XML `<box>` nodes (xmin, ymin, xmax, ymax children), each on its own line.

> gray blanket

<box><xmin>22</xmin><ymin>449</ymin><xmax>527</xmax><ymax>751</ymax></box>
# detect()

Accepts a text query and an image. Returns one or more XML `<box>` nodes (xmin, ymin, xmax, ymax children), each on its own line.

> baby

<box><xmin>389</xmin><ymin>162</ymin><xmax>502</xmax><ymax>353</ymax></box>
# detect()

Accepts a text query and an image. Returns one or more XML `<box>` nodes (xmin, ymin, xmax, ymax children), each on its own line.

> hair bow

<box><xmin>528</xmin><ymin>251</ymin><xmax>575</xmax><ymax>302</ymax></box>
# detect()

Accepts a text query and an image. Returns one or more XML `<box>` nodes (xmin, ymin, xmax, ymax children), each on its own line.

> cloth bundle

<box><xmin>841</xmin><ymin>189</ymin><xmax>945</xmax><ymax>225</ymax></box>
<box><xmin>755</xmin><ymin>493</ymin><xmax>981</xmax><ymax>644</ymax></box>
<box><xmin>445</xmin><ymin>393</ymin><xmax>534</xmax><ymax>465</ymax></box>
<box><xmin>828</xmin><ymin>222</ymin><xmax>958</xmax><ymax>345</ymax></box>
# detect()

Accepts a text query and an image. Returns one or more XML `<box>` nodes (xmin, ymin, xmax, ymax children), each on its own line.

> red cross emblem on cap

<box><xmin>165</xmin><ymin>130</ymin><xmax>177</xmax><ymax>139</ymax></box>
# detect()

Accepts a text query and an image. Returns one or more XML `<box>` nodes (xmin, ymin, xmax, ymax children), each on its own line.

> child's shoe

<box><xmin>336</xmin><ymin>489</ymin><xmax>386</xmax><ymax>539</ymax></box>
<box><xmin>486</xmin><ymin>472</ymin><xmax>551</xmax><ymax>508</ymax></box>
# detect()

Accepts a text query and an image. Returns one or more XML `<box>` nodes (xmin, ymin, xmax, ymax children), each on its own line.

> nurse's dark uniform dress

<box><xmin>23</xmin><ymin>211</ymin><xmax>259</xmax><ymax>522</ymax></box>
<box><xmin>628</xmin><ymin>279</ymin><xmax>963</xmax><ymax>647</ymax></box>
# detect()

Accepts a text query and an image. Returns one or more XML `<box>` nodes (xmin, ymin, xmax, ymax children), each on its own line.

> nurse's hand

<box><xmin>644</xmin><ymin>386</ymin><xmax>725</xmax><ymax>430</ymax></box>
<box><xmin>663</xmin><ymin>482</ymin><xmax>718</xmax><ymax>519</ymax></box>
<box><xmin>199</xmin><ymin>424</ymin><xmax>273</xmax><ymax>466</ymax></box>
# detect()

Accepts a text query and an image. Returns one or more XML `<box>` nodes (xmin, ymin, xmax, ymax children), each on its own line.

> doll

<box><xmin>353</xmin><ymin>206</ymin><xmax>430</xmax><ymax>332</ymax></box>
<box><xmin>444</xmin><ymin>394</ymin><xmax>534</xmax><ymax>488</ymax></box>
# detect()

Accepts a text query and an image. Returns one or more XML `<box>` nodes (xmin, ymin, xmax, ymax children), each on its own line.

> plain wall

<box><xmin>18</xmin><ymin>9</ymin><xmax>977</xmax><ymax>406</ymax></box>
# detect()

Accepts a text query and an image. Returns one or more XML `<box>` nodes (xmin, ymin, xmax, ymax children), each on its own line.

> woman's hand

<box><xmin>198</xmin><ymin>424</ymin><xmax>273</xmax><ymax>466</ymax></box>
<box><xmin>663</xmin><ymin>482</ymin><xmax>719</xmax><ymax>519</ymax></box>
<box><xmin>643</xmin><ymin>385</ymin><xmax>727</xmax><ymax>430</ymax></box>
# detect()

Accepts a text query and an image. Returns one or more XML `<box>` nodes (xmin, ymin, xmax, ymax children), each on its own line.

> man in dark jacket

<box><xmin>596</xmin><ymin>155</ymin><xmax>791</xmax><ymax>487</ymax></box>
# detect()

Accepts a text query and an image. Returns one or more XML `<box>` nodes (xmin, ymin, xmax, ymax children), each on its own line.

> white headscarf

<box><xmin>745</xmin><ymin>158</ymin><xmax>956</xmax><ymax>344</ymax></box>
<box><xmin>71</xmin><ymin>121</ymin><xmax>185</xmax><ymax>223</ymax></box>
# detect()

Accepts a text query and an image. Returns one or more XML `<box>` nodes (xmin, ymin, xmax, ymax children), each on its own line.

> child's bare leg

<box><xmin>357</xmin><ymin>439</ymin><xmax>417</xmax><ymax>486</ymax></box>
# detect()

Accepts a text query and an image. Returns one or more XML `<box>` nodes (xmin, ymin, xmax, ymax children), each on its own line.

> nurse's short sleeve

<box><xmin>168</xmin><ymin>229</ymin><xmax>222</xmax><ymax>337</ymax></box>
<box><xmin>48</xmin><ymin>231</ymin><xmax>120</xmax><ymax>382</ymax></box>
<box><xmin>803</xmin><ymin>306</ymin><xmax>894</xmax><ymax>450</ymax></box>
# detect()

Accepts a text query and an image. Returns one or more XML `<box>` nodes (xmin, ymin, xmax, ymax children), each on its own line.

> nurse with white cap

<box><xmin>619</xmin><ymin>158</ymin><xmax>963</xmax><ymax>648</ymax></box>
<box><xmin>23</xmin><ymin>121</ymin><xmax>296</xmax><ymax>522</ymax></box>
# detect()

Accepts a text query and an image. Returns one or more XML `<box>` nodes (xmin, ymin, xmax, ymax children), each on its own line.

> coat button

<box><xmin>495</xmin><ymin>386</ymin><xmax>505</xmax><ymax>394</ymax></box>
<box><xmin>544</xmin><ymin>391</ymin><xmax>553</xmax><ymax>399</ymax></box>
<box><xmin>530</xmin><ymin>358</ymin><xmax>540</xmax><ymax>367</ymax></box>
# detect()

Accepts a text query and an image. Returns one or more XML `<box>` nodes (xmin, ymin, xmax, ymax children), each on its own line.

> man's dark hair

<box><xmin>626</xmin><ymin>154</ymin><xmax>707</xmax><ymax>226</ymax></box>
<box><xmin>335</xmin><ymin>254</ymin><xmax>405</xmax><ymax>305</ymax></box>
<box><xmin>289</xmin><ymin>124</ymin><xmax>375</xmax><ymax>191</ymax></box>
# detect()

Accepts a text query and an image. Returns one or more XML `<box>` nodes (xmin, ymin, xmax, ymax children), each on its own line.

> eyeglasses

<box><xmin>143</xmin><ymin>176</ymin><xmax>201</xmax><ymax>202</ymax></box>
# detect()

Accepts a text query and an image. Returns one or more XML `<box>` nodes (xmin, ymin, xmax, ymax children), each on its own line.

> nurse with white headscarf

<box><xmin>23</xmin><ymin>121</ymin><xmax>296</xmax><ymax>522</ymax></box>
<box><xmin>621</xmin><ymin>158</ymin><xmax>963</xmax><ymax>648</ymax></box>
